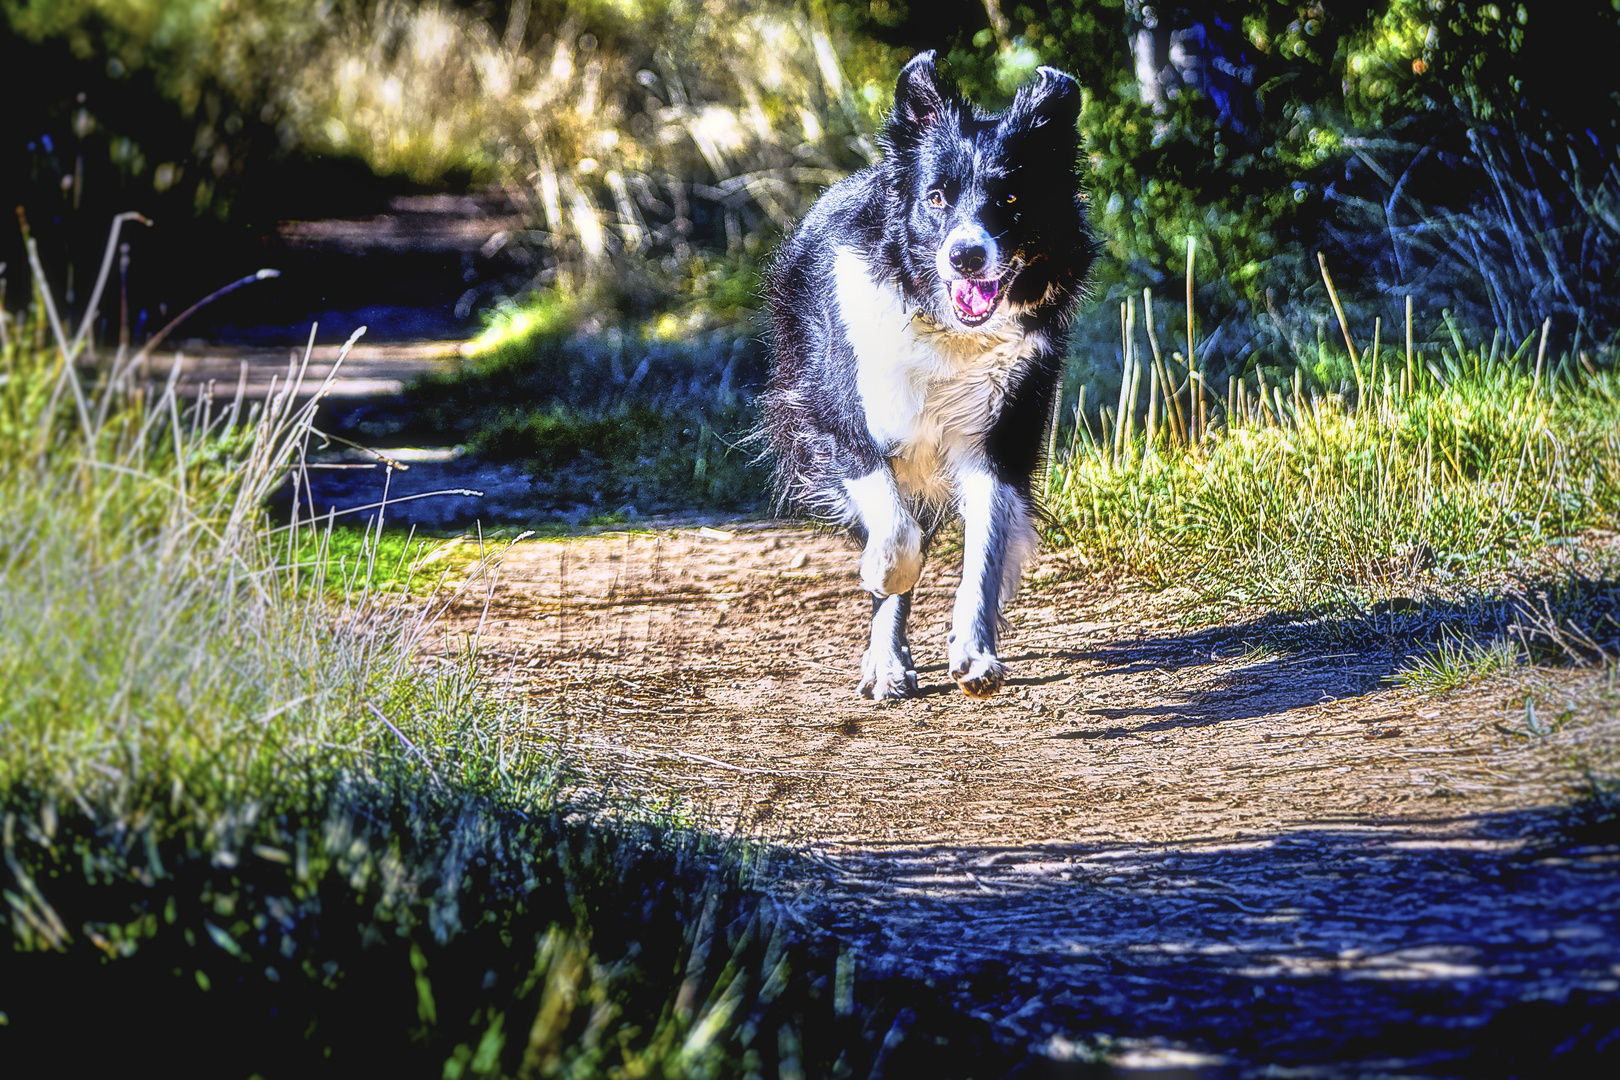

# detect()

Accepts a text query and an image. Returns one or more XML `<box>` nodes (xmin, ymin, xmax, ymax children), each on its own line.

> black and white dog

<box><xmin>761</xmin><ymin>52</ymin><xmax>1094</xmax><ymax>700</ymax></box>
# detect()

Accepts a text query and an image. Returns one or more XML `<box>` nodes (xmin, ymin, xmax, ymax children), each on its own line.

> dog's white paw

<box><xmin>860</xmin><ymin>525</ymin><xmax>924</xmax><ymax>597</ymax></box>
<box><xmin>948</xmin><ymin>636</ymin><xmax>1006</xmax><ymax>699</ymax></box>
<box><xmin>858</xmin><ymin>644</ymin><xmax>918</xmax><ymax>700</ymax></box>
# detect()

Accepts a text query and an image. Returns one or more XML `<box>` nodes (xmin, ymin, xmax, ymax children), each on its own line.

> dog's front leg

<box><xmin>844</xmin><ymin>469</ymin><xmax>924</xmax><ymax>699</ymax></box>
<box><xmin>843</xmin><ymin>469</ymin><xmax>924</xmax><ymax>597</ymax></box>
<box><xmin>860</xmin><ymin>591</ymin><xmax>918</xmax><ymax>699</ymax></box>
<box><xmin>948</xmin><ymin>467</ymin><xmax>1037</xmax><ymax>698</ymax></box>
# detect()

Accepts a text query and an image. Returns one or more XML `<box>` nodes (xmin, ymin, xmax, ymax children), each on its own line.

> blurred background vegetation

<box><xmin>4</xmin><ymin>0</ymin><xmax>1618</xmax><ymax>513</ymax></box>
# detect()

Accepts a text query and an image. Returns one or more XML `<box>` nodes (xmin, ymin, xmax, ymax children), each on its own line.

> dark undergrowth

<box><xmin>0</xmin><ymin>788</ymin><xmax>1017</xmax><ymax>1078</ymax></box>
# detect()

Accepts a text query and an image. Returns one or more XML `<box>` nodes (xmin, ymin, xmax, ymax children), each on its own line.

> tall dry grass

<box><xmin>277</xmin><ymin>0</ymin><xmax>884</xmax><ymax>300</ymax></box>
<box><xmin>0</xmin><ymin>229</ymin><xmax>545</xmax><ymax>813</ymax></box>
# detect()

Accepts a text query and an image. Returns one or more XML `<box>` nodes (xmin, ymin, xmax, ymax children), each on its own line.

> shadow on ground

<box><xmin>806</xmin><ymin>807</ymin><xmax>1620</xmax><ymax>1077</ymax></box>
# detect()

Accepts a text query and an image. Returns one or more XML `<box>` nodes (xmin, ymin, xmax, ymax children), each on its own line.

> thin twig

<box><xmin>129</xmin><ymin>269</ymin><xmax>281</xmax><ymax>368</ymax></box>
<box><xmin>20</xmin><ymin>217</ymin><xmax>95</xmax><ymax>444</ymax></box>
<box><xmin>69</xmin><ymin>211</ymin><xmax>152</xmax><ymax>362</ymax></box>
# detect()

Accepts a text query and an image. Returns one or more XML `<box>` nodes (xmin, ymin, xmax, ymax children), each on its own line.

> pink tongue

<box><xmin>951</xmin><ymin>279</ymin><xmax>997</xmax><ymax>318</ymax></box>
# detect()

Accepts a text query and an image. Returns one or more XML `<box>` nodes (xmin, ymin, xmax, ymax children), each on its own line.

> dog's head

<box><xmin>881</xmin><ymin>52</ymin><xmax>1087</xmax><ymax>333</ymax></box>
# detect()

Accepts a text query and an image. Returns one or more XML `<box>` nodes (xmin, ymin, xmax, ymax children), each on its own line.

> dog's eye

<box><xmin>927</xmin><ymin>189</ymin><xmax>947</xmax><ymax>208</ymax></box>
<box><xmin>1001</xmin><ymin>193</ymin><xmax>1018</xmax><ymax>205</ymax></box>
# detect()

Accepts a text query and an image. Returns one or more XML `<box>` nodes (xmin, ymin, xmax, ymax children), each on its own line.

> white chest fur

<box><xmin>832</xmin><ymin>247</ymin><xmax>1044</xmax><ymax>506</ymax></box>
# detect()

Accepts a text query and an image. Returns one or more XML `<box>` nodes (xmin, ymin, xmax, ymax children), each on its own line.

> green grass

<box><xmin>287</xmin><ymin>518</ymin><xmax>663</xmax><ymax>600</ymax></box>
<box><xmin>411</xmin><ymin>294</ymin><xmax>768</xmax><ymax>517</ymax></box>
<box><xmin>0</xmin><ymin>263</ymin><xmax>1014</xmax><ymax>1075</ymax></box>
<box><xmin>289</xmin><ymin>523</ymin><xmax>478</xmax><ymax>596</ymax></box>
<box><xmin>1045</xmin><ymin>322</ymin><xmax>1620</xmax><ymax>613</ymax></box>
<box><xmin>1388</xmin><ymin>629</ymin><xmax>1521</xmax><ymax>694</ymax></box>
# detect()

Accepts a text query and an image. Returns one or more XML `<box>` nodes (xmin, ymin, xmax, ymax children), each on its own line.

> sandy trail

<box><xmin>445</xmin><ymin>521</ymin><xmax>1620</xmax><ymax>1072</ymax></box>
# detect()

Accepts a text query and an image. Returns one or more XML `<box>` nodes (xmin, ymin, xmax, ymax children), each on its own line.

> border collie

<box><xmin>761</xmin><ymin>52</ymin><xmax>1094</xmax><ymax>700</ymax></box>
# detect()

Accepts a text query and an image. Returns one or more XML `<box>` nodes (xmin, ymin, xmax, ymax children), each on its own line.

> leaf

<box><xmin>204</xmin><ymin>920</ymin><xmax>244</xmax><ymax>959</ymax></box>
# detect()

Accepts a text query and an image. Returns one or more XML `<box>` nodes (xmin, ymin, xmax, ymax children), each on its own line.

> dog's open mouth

<box><xmin>949</xmin><ymin>275</ymin><xmax>1007</xmax><ymax>325</ymax></box>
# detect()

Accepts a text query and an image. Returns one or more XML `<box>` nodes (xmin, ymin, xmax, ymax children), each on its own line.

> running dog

<box><xmin>761</xmin><ymin>51</ymin><xmax>1094</xmax><ymax>700</ymax></box>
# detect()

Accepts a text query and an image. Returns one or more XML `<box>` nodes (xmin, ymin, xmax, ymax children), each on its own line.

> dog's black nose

<box><xmin>949</xmin><ymin>241</ymin><xmax>987</xmax><ymax>275</ymax></box>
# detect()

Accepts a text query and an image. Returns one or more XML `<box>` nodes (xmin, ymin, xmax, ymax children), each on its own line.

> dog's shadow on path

<box><xmin>891</xmin><ymin>577</ymin><xmax>1617</xmax><ymax>721</ymax></box>
<box><xmin>1005</xmin><ymin>583</ymin><xmax>1620</xmax><ymax>734</ymax></box>
<box><xmin>1048</xmin><ymin>643</ymin><xmax>1389</xmax><ymax>737</ymax></box>
<box><xmin>1010</xmin><ymin>610</ymin><xmax>1399</xmax><ymax>731</ymax></box>
<box><xmin>906</xmin><ymin>617</ymin><xmax>1390</xmax><ymax>716</ymax></box>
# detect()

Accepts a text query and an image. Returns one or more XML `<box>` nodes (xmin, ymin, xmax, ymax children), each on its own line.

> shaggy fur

<box><xmin>761</xmin><ymin>52</ymin><xmax>1094</xmax><ymax>698</ymax></box>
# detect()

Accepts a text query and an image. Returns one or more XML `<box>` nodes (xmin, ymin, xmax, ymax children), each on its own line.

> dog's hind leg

<box><xmin>948</xmin><ymin>467</ymin><xmax>1038</xmax><ymax>698</ymax></box>
<box><xmin>859</xmin><ymin>591</ymin><xmax>918</xmax><ymax>699</ymax></box>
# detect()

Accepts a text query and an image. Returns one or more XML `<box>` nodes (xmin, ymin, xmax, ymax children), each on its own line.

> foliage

<box><xmin>0</xmin><ymin>292</ymin><xmax>474</xmax><ymax>817</ymax></box>
<box><xmin>3</xmin><ymin>0</ymin><xmax>363</xmax><ymax>231</ymax></box>
<box><xmin>1</xmin><ymin>791</ymin><xmax>1017</xmax><ymax>1077</ymax></box>
<box><xmin>8</xmin><ymin>2</ymin><xmax>1619</xmax><ymax>527</ymax></box>
<box><xmin>1044</xmin><ymin>310</ymin><xmax>1620</xmax><ymax>611</ymax></box>
<box><xmin>414</xmin><ymin>298</ymin><xmax>769</xmax><ymax>515</ymax></box>
<box><xmin>10</xmin><ymin>3</ymin><xmax>1618</xmax><ymax>344</ymax></box>
<box><xmin>3</xmin><ymin>0</ymin><xmax>903</xmax><ymax>315</ymax></box>
<box><xmin>925</xmin><ymin>2</ymin><xmax>1620</xmax><ymax>367</ymax></box>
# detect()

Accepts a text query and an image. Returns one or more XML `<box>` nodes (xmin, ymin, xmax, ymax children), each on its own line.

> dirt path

<box><xmin>445</xmin><ymin>521</ymin><xmax>1620</xmax><ymax>1073</ymax></box>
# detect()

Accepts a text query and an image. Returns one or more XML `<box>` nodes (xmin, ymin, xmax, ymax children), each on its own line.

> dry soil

<box><xmin>440</xmin><ymin>520</ymin><xmax>1620</xmax><ymax>1074</ymax></box>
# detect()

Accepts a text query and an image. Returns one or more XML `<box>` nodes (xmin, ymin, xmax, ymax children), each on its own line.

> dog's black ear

<box><xmin>1015</xmin><ymin>66</ymin><xmax>1081</xmax><ymax>133</ymax></box>
<box><xmin>891</xmin><ymin>51</ymin><xmax>949</xmax><ymax>131</ymax></box>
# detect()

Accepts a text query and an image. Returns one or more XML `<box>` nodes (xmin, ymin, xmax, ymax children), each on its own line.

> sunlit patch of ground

<box><xmin>435</xmin><ymin>522</ymin><xmax>1620</xmax><ymax>1072</ymax></box>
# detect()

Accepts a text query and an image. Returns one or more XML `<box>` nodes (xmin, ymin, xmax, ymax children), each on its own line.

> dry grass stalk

<box><xmin>1406</xmin><ymin>294</ymin><xmax>1416</xmax><ymax>397</ymax></box>
<box><xmin>1186</xmin><ymin>235</ymin><xmax>1198</xmax><ymax>445</ymax></box>
<box><xmin>1124</xmin><ymin>296</ymin><xmax>1142</xmax><ymax>454</ymax></box>
<box><xmin>1318</xmin><ymin>252</ymin><xmax>1364</xmax><ymax>401</ymax></box>
<box><xmin>1114</xmin><ymin>301</ymin><xmax>1130</xmax><ymax>462</ymax></box>
<box><xmin>1142</xmin><ymin>289</ymin><xmax>1183</xmax><ymax>447</ymax></box>
<box><xmin>1372</xmin><ymin>316</ymin><xmax>1383</xmax><ymax>395</ymax></box>
<box><xmin>1532</xmin><ymin>315</ymin><xmax>1552</xmax><ymax>401</ymax></box>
